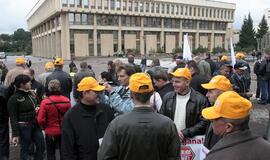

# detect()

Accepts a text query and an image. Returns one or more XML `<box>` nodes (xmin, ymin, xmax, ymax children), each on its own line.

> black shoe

<box><xmin>258</xmin><ymin>101</ymin><xmax>267</xmax><ymax>105</ymax></box>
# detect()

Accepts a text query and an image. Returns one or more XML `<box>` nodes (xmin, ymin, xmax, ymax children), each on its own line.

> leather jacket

<box><xmin>160</xmin><ymin>88</ymin><xmax>209</xmax><ymax>138</ymax></box>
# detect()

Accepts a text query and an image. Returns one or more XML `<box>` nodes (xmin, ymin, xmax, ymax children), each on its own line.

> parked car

<box><xmin>0</xmin><ymin>52</ymin><xmax>6</xmax><ymax>59</ymax></box>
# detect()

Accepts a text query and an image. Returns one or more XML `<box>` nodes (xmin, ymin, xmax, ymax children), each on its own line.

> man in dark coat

<box><xmin>61</xmin><ymin>77</ymin><xmax>114</xmax><ymax>160</ymax></box>
<box><xmin>46</xmin><ymin>58</ymin><xmax>72</xmax><ymax>98</ymax></box>
<box><xmin>202</xmin><ymin>91</ymin><xmax>270</xmax><ymax>160</ymax></box>
<box><xmin>153</xmin><ymin>71</ymin><xmax>174</xmax><ymax>99</ymax></box>
<box><xmin>98</xmin><ymin>73</ymin><xmax>180</xmax><ymax>160</ymax></box>
<box><xmin>160</xmin><ymin>68</ymin><xmax>209</xmax><ymax>141</ymax></box>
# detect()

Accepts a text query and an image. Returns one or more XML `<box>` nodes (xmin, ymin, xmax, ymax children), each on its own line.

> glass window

<box><xmin>144</xmin><ymin>17</ymin><xmax>161</xmax><ymax>27</ymax></box>
<box><xmin>90</xmin><ymin>0</ymin><xmax>95</xmax><ymax>9</ymax></box>
<box><xmin>139</xmin><ymin>2</ymin><xmax>143</xmax><ymax>12</ymax></box>
<box><xmin>171</xmin><ymin>5</ymin><xmax>175</xmax><ymax>14</ymax></box>
<box><xmin>88</xmin><ymin>14</ymin><xmax>94</xmax><ymax>25</ymax></box>
<box><xmin>198</xmin><ymin>8</ymin><xmax>200</xmax><ymax>16</ymax></box>
<box><xmin>167</xmin><ymin>4</ymin><xmax>170</xmax><ymax>14</ymax></box>
<box><xmin>116</xmin><ymin>0</ymin><xmax>120</xmax><ymax>10</ymax></box>
<box><xmin>77</xmin><ymin>0</ymin><xmax>81</xmax><ymax>7</ymax></box>
<box><xmin>128</xmin><ymin>1</ymin><xmax>132</xmax><ymax>11</ymax></box>
<box><xmin>156</xmin><ymin>3</ymin><xmax>160</xmax><ymax>13</ymax></box>
<box><xmin>189</xmin><ymin>6</ymin><xmax>192</xmax><ymax>16</ymax></box>
<box><xmin>75</xmin><ymin>13</ymin><xmax>81</xmax><ymax>24</ymax></box>
<box><xmin>104</xmin><ymin>0</ymin><xmax>109</xmax><ymax>9</ymax></box>
<box><xmin>134</xmin><ymin>2</ymin><xmax>138</xmax><ymax>11</ymax></box>
<box><xmin>62</xmin><ymin>0</ymin><xmax>68</xmax><ymax>6</ymax></box>
<box><xmin>182</xmin><ymin>19</ymin><xmax>197</xmax><ymax>29</ymax></box>
<box><xmin>162</xmin><ymin>4</ymin><xmax>165</xmax><ymax>14</ymax></box>
<box><xmin>176</xmin><ymin>5</ymin><xmax>179</xmax><ymax>15</ymax></box>
<box><xmin>83</xmin><ymin>0</ymin><xmax>88</xmax><ymax>7</ymax></box>
<box><xmin>151</xmin><ymin>3</ymin><xmax>154</xmax><ymax>13</ymax></box>
<box><xmin>69</xmin><ymin>0</ymin><xmax>75</xmax><ymax>6</ymax></box>
<box><xmin>202</xmin><ymin>8</ymin><xmax>205</xmax><ymax>17</ymax></box>
<box><xmin>146</xmin><ymin>2</ymin><xmax>149</xmax><ymax>12</ymax></box>
<box><xmin>82</xmin><ymin>14</ymin><xmax>88</xmax><ymax>24</ymax></box>
<box><xmin>68</xmin><ymin>13</ymin><xmax>75</xmax><ymax>24</ymax></box>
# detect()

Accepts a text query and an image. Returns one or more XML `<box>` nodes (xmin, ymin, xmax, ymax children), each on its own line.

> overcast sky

<box><xmin>0</xmin><ymin>0</ymin><xmax>268</xmax><ymax>34</ymax></box>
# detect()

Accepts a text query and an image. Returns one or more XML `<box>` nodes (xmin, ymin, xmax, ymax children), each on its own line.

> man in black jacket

<box><xmin>46</xmin><ymin>58</ymin><xmax>72</xmax><ymax>98</ymax></box>
<box><xmin>153</xmin><ymin>71</ymin><xmax>174</xmax><ymax>99</ymax></box>
<box><xmin>160</xmin><ymin>68</ymin><xmax>208</xmax><ymax>140</ymax></box>
<box><xmin>61</xmin><ymin>77</ymin><xmax>114</xmax><ymax>160</ymax></box>
<box><xmin>98</xmin><ymin>73</ymin><xmax>180</xmax><ymax>160</ymax></box>
<box><xmin>254</xmin><ymin>52</ymin><xmax>262</xmax><ymax>99</ymax></box>
<box><xmin>258</xmin><ymin>50</ymin><xmax>270</xmax><ymax>105</ymax></box>
<box><xmin>0</xmin><ymin>85</ymin><xmax>8</xmax><ymax>160</ymax></box>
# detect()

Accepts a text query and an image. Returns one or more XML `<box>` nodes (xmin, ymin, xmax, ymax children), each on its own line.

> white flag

<box><xmin>183</xmin><ymin>34</ymin><xmax>192</xmax><ymax>60</ymax></box>
<box><xmin>230</xmin><ymin>38</ymin><xmax>236</xmax><ymax>67</ymax></box>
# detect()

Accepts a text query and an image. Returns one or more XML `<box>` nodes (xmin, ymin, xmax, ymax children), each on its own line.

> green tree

<box><xmin>257</xmin><ymin>15</ymin><xmax>269</xmax><ymax>39</ymax></box>
<box><xmin>238</xmin><ymin>13</ymin><xmax>257</xmax><ymax>50</ymax></box>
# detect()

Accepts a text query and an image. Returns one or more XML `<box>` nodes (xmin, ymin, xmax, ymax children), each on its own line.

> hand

<box><xmin>104</xmin><ymin>82</ymin><xmax>114</xmax><ymax>93</ymax></box>
<box><xmin>246</xmin><ymin>92</ymin><xmax>253</xmax><ymax>97</ymax></box>
<box><xmin>12</xmin><ymin>137</ymin><xmax>19</xmax><ymax>146</ymax></box>
<box><xmin>179</xmin><ymin>131</ymin><xmax>185</xmax><ymax>141</ymax></box>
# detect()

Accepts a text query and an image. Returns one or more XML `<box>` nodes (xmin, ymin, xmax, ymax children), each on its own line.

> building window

<box><xmin>90</xmin><ymin>0</ymin><xmax>95</xmax><ymax>9</ymax></box>
<box><xmin>82</xmin><ymin>14</ymin><xmax>88</xmax><ymax>24</ymax></box>
<box><xmin>161</xmin><ymin>4</ymin><xmax>165</xmax><ymax>14</ymax></box>
<box><xmin>116</xmin><ymin>0</ymin><xmax>120</xmax><ymax>10</ymax></box>
<box><xmin>139</xmin><ymin>2</ymin><xmax>143</xmax><ymax>12</ymax></box>
<box><xmin>199</xmin><ymin>21</ymin><xmax>212</xmax><ymax>30</ymax></box>
<box><xmin>151</xmin><ymin>3</ymin><xmax>154</xmax><ymax>13</ymax></box>
<box><xmin>75</xmin><ymin>13</ymin><xmax>81</xmax><ymax>24</ymax></box>
<box><xmin>180</xmin><ymin>5</ymin><xmax>183</xmax><ymax>15</ymax></box>
<box><xmin>189</xmin><ymin>6</ymin><xmax>192</xmax><ymax>16</ymax></box>
<box><xmin>69</xmin><ymin>0</ymin><xmax>75</xmax><ymax>6</ymax></box>
<box><xmin>182</xmin><ymin>19</ymin><xmax>197</xmax><ymax>29</ymax></box>
<box><xmin>176</xmin><ymin>5</ymin><xmax>179</xmax><ymax>15</ymax></box>
<box><xmin>134</xmin><ymin>2</ymin><xmax>138</xmax><ymax>11</ymax></box>
<box><xmin>214</xmin><ymin>22</ymin><xmax>227</xmax><ymax>30</ymax></box>
<box><xmin>128</xmin><ymin>1</ymin><xmax>132</xmax><ymax>11</ymax></box>
<box><xmin>83</xmin><ymin>0</ymin><xmax>88</xmax><ymax>7</ymax></box>
<box><xmin>202</xmin><ymin>8</ymin><xmax>205</xmax><ymax>17</ymax></box>
<box><xmin>198</xmin><ymin>8</ymin><xmax>201</xmax><ymax>16</ymax></box>
<box><xmin>171</xmin><ymin>5</ymin><xmax>175</xmax><ymax>14</ymax></box>
<box><xmin>88</xmin><ymin>14</ymin><xmax>94</xmax><ymax>25</ymax></box>
<box><xmin>167</xmin><ymin>4</ymin><xmax>170</xmax><ymax>14</ymax></box>
<box><xmin>62</xmin><ymin>0</ymin><xmax>68</xmax><ymax>6</ymax></box>
<box><xmin>111</xmin><ymin>0</ymin><xmax>115</xmax><ymax>10</ymax></box>
<box><xmin>76</xmin><ymin>0</ymin><xmax>81</xmax><ymax>7</ymax></box>
<box><xmin>144</xmin><ymin>17</ymin><xmax>161</xmax><ymax>27</ymax></box>
<box><xmin>69</xmin><ymin>13</ymin><xmax>75</xmax><ymax>24</ymax></box>
<box><xmin>97</xmin><ymin>14</ymin><xmax>119</xmax><ymax>26</ymax></box>
<box><xmin>164</xmin><ymin>19</ymin><xmax>180</xmax><ymax>28</ymax></box>
<box><xmin>104</xmin><ymin>0</ymin><xmax>109</xmax><ymax>9</ymax></box>
<box><xmin>156</xmin><ymin>3</ymin><xmax>159</xmax><ymax>13</ymax></box>
<box><xmin>146</xmin><ymin>2</ymin><xmax>149</xmax><ymax>12</ymax></box>
<box><xmin>206</xmin><ymin>8</ymin><xmax>208</xmax><ymax>17</ymax></box>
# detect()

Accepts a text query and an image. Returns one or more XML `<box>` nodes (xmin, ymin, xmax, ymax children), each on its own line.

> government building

<box><xmin>27</xmin><ymin>0</ymin><xmax>236</xmax><ymax>60</ymax></box>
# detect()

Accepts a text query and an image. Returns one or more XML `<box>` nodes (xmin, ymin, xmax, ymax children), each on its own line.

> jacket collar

<box><xmin>78</xmin><ymin>103</ymin><xmax>103</xmax><ymax>118</ymax></box>
<box><xmin>133</xmin><ymin>106</ymin><xmax>154</xmax><ymax>112</ymax></box>
<box><xmin>158</xmin><ymin>82</ymin><xmax>172</xmax><ymax>91</ymax></box>
<box><xmin>173</xmin><ymin>88</ymin><xmax>197</xmax><ymax>103</ymax></box>
<box><xmin>210</xmin><ymin>130</ymin><xmax>259</xmax><ymax>153</ymax></box>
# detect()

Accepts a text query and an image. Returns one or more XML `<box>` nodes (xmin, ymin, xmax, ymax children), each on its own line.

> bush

<box><xmin>172</xmin><ymin>46</ymin><xmax>183</xmax><ymax>54</ymax></box>
<box><xmin>193</xmin><ymin>46</ymin><xmax>208</xmax><ymax>55</ymax></box>
<box><xmin>212</xmin><ymin>47</ymin><xmax>227</xmax><ymax>54</ymax></box>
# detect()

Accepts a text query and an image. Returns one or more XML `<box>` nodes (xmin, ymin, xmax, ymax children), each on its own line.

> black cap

<box><xmin>234</xmin><ymin>63</ymin><xmax>247</xmax><ymax>70</ymax></box>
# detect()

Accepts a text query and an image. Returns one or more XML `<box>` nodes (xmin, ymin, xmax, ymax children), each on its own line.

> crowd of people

<box><xmin>0</xmin><ymin>49</ymin><xmax>270</xmax><ymax>160</ymax></box>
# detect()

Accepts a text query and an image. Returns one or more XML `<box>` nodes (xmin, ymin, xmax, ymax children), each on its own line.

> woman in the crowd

<box><xmin>8</xmin><ymin>74</ymin><xmax>45</xmax><ymax>160</ymax></box>
<box><xmin>37</xmin><ymin>79</ymin><xmax>71</xmax><ymax>160</ymax></box>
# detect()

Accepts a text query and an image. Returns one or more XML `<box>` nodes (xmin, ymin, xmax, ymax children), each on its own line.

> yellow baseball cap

<box><xmin>221</xmin><ymin>55</ymin><xmax>229</xmax><ymax>62</ymax></box>
<box><xmin>235</xmin><ymin>52</ymin><xmax>245</xmax><ymax>59</ymax></box>
<box><xmin>128</xmin><ymin>73</ymin><xmax>154</xmax><ymax>93</ymax></box>
<box><xmin>77</xmin><ymin>77</ymin><xmax>105</xmax><ymax>92</ymax></box>
<box><xmin>16</xmin><ymin>57</ymin><xmax>25</xmax><ymax>64</ymax></box>
<box><xmin>202</xmin><ymin>91</ymin><xmax>252</xmax><ymax>120</ymax></box>
<box><xmin>45</xmin><ymin>62</ymin><xmax>54</xmax><ymax>70</ymax></box>
<box><xmin>54</xmin><ymin>58</ymin><xmax>64</xmax><ymax>65</ymax></box>
<box><xmin>170</xmin><ymin>68</ymin><xmax>192</xmax><ymax>80</ymax></box>
<box><xmin>201</xmin><ymin>75</ymin><xmax>232</xmax><ymax>91</ymax></box>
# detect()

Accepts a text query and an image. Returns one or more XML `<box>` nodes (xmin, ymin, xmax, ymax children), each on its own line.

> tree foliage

<box><xmin>0</xmin><ymin>28</ymin><xmax>32</xmax><ymax>54</ymax></box>
<box><xmin>238</xmin><ymin>13</ymin><xmax>257</xmax><ymax>50</ymax></box>
<box><xmin>256</xmin><ymin>15</ymin><xmax>269</xmax><ymax>39</ymax></box>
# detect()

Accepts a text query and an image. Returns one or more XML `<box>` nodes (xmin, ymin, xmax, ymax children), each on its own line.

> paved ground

<box><xmin>3</xmin><ymin>56</ymin><xmax>269</xmax><ymax>159</ymax></box>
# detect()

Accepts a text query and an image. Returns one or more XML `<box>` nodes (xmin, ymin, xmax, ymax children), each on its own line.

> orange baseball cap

<box><xmin>16</xmin><ymin>57</ymin><xmax>25</xmax><ymax>64</ymax></box>
<box><xmin>202</xmin><ymin>91</ymin><xmax>252</xmax><ymax>120</ymax></box>
<box><xmin>77</xmin><ymin>77</ymin><xmax>105</xmax><ymax>92</ymax></box>
<box><xmin>45</xmin><ymin>62</ymin><xmax>54</xmax><ymax>70</ymax></box>
<box><xmin>128</xmin><ymin>73</ymin><xmax>154</xmax><ymax>93</ymax></box>
<box><xmin>235</xmin><ymin>52</ymin><xmax>245</xmax><ymax>59</ymax></box>
<box><xmin>221</xmin><ymin>55</ymin><xmax>229</xmax><ymax>62</ymax></box>
<box><xmin>170</xmin><ymin>68</ymin><xmax>192</xmax><ymax>80</ymax></box>
<box><xmin>54</xmin><ymin>58</ymin><xmax>64</xmax><ymax>65</ymax></box>
<box><xmin>201</xmin><ymin>75</ymin><xmax>232</xmax><ymax>91</ymax></box>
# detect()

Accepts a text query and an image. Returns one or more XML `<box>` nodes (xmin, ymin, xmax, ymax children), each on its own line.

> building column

<box><xmin>179</xmin><ymin>20</ymin><xmax>183</xmax><ymax>47</ymax></box>
<box><xmin>195</xmin><ymin>21</ymin><xmax>200</xmax><ymax>49</ymax></box>
<box><xmin>224</xmin><ymin>23</ymin><xmax>231</xmax><ymax>50</ymax></box>
<box><xmin>60</xmin><ymin>13</ymin><xmax>71</xmax><ymax>60</ymax></box>
<box><xmin>140</xmin><ymin>17</ymin><xmax>145</xmax><ymax>55</ymax></box>
<box><xmin>210</xmin><ymin>23</ymin><xmax>215</xmax><ymax>51</ymax></box>
<box><xmin>93</xmin><ymin>14</ymin><xmax>98</xmax><ymax>56</ymax></box>
<box><xmin>55</xmin><ymin>31</ymin><xmax>61</xmax><ymax>57</ymax></box>
<box><xmin>160</xmin><ymin>18</ymin><xmax>164</xmax><ymax>52</ymax></box>
<box><xmin>118</xmin><ymin>16</ymin><xmax>122</xmax><ymax>52</ymax></box>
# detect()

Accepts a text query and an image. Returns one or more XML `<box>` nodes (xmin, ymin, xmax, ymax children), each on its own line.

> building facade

<box><xmin>27</xmin><ymin>0</ymin><xmax>236</xmax><ymax>60</ymax></box>
<box><xmin>261</xmin><ymin>31</ymin><xmax>270</xmax><ymax>50</ymax></box>
<box><xmin>264</xmin><ymin>9</ymin><xmax>270</xmax><ymax>28</ymax></box>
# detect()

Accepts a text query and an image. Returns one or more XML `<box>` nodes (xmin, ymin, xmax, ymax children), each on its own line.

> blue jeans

<box><xmin>260</xmin><ymin>80</ymin><xmax>270</xmax><ymax>103</ymax></box>
<box><xmin>18</xmin><ymin>122</ymin><xmax>45</xmax><ymax>160</ymax></box>
<box><xmin>0</xmin><ymin>123</ymin><xmax>9</xmax><ymax>160</ymax></box>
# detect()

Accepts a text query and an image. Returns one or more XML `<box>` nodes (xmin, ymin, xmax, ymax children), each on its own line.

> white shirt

<box><xmin>150</xmin><ymin>92</ymin><xmax>162</xmax><ymax>111</ymax></box>
<box><xmin>174</xmin><ymin>91</ymin><xmax>191</xmax><ymax>133</ymax></box>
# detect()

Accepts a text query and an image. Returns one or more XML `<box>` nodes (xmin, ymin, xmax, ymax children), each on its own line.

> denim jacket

<box><xmin>104</xmin><ymin>86</ymin><xmax>134</xmax><ymax>115</ymax></box>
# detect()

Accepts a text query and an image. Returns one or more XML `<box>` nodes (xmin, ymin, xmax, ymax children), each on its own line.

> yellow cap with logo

<box><xmin>202</xmin><ymin>91</ymin><xmax>252</xmax><ymax>120</ymax></box>
<box><xmin>235</xmin><ymin>52</ymin><xmax>245</xmax><ymax>59</ymax></box>
<box><xmin>128</xmin><ymin>73</ymin><xmax>154</xmax><ymax>93</ymax></box>
<box><xmin>170</xmin><ymin>68</ymin><xmax>192</xmax><ymax>80</ymax></box>
<box><xmin>77</xmin><ymin>77</ymin><xmax>105</xmax><ymax>92</ymax></box>
<box><xmin>45</xmin><ymin>62</ymin><xmax>54</xmax><ymax>70</ymax></box>
<box><xmin>201</xmin><ymin>75</ymin><xmax>232</xmax><ymax>91</ymax></box>
<box><xmin>54</xmin><ymin>58</ymin><xmax>64</xmax><ymax>65</ymax></box>
<box><xmin>221</xmin><ymin>55</ymin><xmax>229</xmax><ymax>62</ymax></box>
<box><xmin>16</xmin><ymin>57</ymin><xmax>25</xmax><ymax>64</ymax></box>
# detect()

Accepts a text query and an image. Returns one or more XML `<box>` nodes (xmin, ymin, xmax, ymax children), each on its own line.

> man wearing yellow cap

<box><xmin>160</xmin><ymin>68</ymin><xmax>208</xmax><ymax>140</ymax></box>
<box><xmin>37</xmin><ymin>62</ymin><xmax>54</xmax><ymax>86</ymax></box>
<box><xmin>61</xmin><ymin>77</ymin><xmax>114</xmax><ymax>160</ymax></box>
<box><xmin>4</xmin><ymin>57</ymin><xmax>26</xmax><ymax>86</ymax></box>
<box><xmin>235</xmin><ymin>52</ymin><xmax>251</xmax><ymax>90</ymax></box>
<box><xmin>46</xmin><ymin>58</ymin><xmax>72</xmax><ymax>98</ymax></box>
<box><xmin>201</xmin><ymin>75</ymin><xmax>232</xmax><ymax>149</ymax></box>
<box><xmin>202</xmin><ymin>91</ymin><xmax>270</xmax><ymax>160</ymax></box>
<box><xmin>98</xmin><ymin>73</ymin><xmax>180</xmax><ymax>160</ymax></box>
